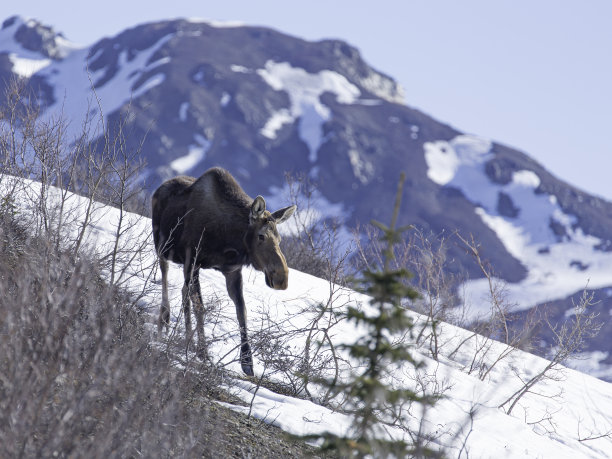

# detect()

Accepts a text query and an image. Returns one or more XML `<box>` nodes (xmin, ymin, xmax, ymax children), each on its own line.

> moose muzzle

<box><xmin>264</xmin><ymin>267</ymin><xmax>289</xmax><ymax>290</ymax></box>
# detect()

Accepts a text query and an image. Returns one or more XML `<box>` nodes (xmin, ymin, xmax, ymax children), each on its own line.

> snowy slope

<box><xmin>5</xmin><ymin>177</ymin><xmax>612</xmax><ymax>458</ymax></box>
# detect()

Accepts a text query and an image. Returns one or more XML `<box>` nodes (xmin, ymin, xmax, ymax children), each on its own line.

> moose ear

<box><xmin>272</xmin><ymin>205</ymin><xmax>297</xmax><ymax>224</ymax></box>
<box><xmin>250</xmin><ymin>195</ymin><xmax>266</xmax><ymax>222</ymax></box>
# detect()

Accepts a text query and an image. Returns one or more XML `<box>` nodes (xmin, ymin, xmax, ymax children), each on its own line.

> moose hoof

<box><xmin>240</xmin><ymin>343</ymin><xmax>254</xmax><ymax>376</ymax></box>
<box><xmin>240</xmin><ymin>352</ymin><xmax>254</xmax><ymax>376</ymax></box>
<box><xmin>241</xmin><ymin>362</ymin><xmax>254</xmax><ymax>377</ymax></box>
<box><xmin>196</xmin><ymin>345</ymin><xmax>208</xmax><ymax>361</ymax></box>
<box><xmin>157</xmin><ymin>316</ymin><xmax>169</xmax><ymax>335</ymax></box>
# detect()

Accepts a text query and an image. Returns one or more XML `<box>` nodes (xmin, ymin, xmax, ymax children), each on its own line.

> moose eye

<box><xmin>258</xmin><ymin>234</ymin><xmax>265</xmax><ymax>242</ymax></box>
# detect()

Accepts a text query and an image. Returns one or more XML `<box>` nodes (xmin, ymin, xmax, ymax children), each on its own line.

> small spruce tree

<box><xmin>306</xmin><ymin>173</ymin><xmax>440</xmax><ymax>457</ymax></box>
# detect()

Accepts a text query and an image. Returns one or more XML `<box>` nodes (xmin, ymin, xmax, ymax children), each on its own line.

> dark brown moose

<box><xmin>152</xmin><ymin>167</ymin><xmax>296</xmax><ymax>376</ymax></box>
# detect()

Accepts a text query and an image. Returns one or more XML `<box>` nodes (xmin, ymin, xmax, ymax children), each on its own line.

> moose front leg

<box><xmin>224</xmin><ymin>269</ymin><xmax>254</xmax><ymax>376</ymax></box>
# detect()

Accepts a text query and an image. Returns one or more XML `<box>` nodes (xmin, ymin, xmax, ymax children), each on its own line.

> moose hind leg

<box><xmin>182</xmin><ymin>256</ymin><xmax>201</xmax><ymax>347</ymax></box>
<box><xmin>189</xmin><ymin>274</ymin><xmax>208</xmax><ymax>360</ymax></box>
<box><xmin>181</xmin><ymin>281</ymin><xmax>192</xmax><ymax>339</ymax></box>
<box><xmin>224</xmin><ymin>270</ymin><xmax>254</xmax><ymax>376</ymax></box>
<box><xmin>158</xmin><ymin>257</ymin><xmax>171</xmax><ymax>333</ymax></box>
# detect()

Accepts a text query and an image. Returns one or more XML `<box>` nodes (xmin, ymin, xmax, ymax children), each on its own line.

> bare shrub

<box><xmin>0</xmin><ymin>80</ymin><xmax>221</xmax><ymax>455</ymax></box>
<box><xmin>354</xmin><ymin>225</ymin><xmax>542</xmax><ymax>379</ymax></box>
<box><xmin>351</xmin><ymin>223</ymin><xmax>596</xmax><ymax>389</ymax></box>
<box><xmin>238</xmin><ymin>289</ymin><xmax>351</xmax><ymax>406</ymax></box>
<box><xmin>279</xmin><ymin>172</ymin><xmax>350</xmax><ymax>283</ymax></box>
<box><xmin>499</xmin><ymin>288</ymin><xmax>602</xmax><ymax>415</ymax></box>
<box><xmin>0</xmin><ymin>78</ymin><xmax>155</xmax><ymax>296</ymax></box>
<box><xmin>442</xmin><ymin>234</ymin><xmax>540</xmax><ymax>380</ymax></box>
<box><xmin>0</xmin><ymin>212</ymin><xmax>225</xmax><ymax>457</ymax></box>
<box><xmin>353</xmin><ymin>225</ymin><xmax>463</xmax><ymax>361</ymax></box>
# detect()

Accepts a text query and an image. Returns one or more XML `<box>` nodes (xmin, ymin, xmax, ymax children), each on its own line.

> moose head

<box><xmin>244</xmin><ymin>196</ymin><xmax>296</xmax><ymax>290</ymax></box>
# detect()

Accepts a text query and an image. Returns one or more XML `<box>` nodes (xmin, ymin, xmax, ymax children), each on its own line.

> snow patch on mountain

<box><xmin>424</xmin><ymin>135</ymin><xmax>612</xmax><ymax>316</ymax></box>
<box><xmin>170</xmin><ymin>134</ymin><xmax>211</xmax><ymax>174</ymax></box>
<box><xmin>357</xmin><ymin>69</ymin><xmax>406</xmax><ymax>105</ymax></box>
<box><xmin>425</xmin><ymin>135</ymin><xmax>492</xmax><ymax>185</ymax></box>
<box><xmin>187</xmin><ymin>18</ymin><xmax>245</xmax><ymax>28</ymax></box>
<box><xmin>178</xmin><ymin>102</ymin><xmax>189</xmax><ymax>121</ymax></box>
<box><xmin>257</xmin><ymin>61</ymin><xmax>360</xmax><ymax>162</ymax></box>
<box><xmin>230</xmin><ymin>64</ymin><xmax>250</xmax><ymax>73</ymax></box>
<box><xmin>133</xmin><ymin>73</ymin><xmax>166</xmax><ymax>99</ymax></box>
<box><xmin>348</xmin><ymin>148</ymin><xmax>374</xmax><ymax>184</ymax></box>
<box><xmin>260</xmin><ymin>109</ymin><xmax>293</xmax><ymax>139</ymax></box>
<box><xmin>220</xmin><ymin>92</ymin><xmax>231</xmax><ymax>107</ymax></box>
<box><xmin>8</xmin><ymin>55</ymin><xmax>51</xmax><ymax>77</ymax></box>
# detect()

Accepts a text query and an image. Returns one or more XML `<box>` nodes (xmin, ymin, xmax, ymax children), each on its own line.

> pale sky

<box><xmin>3</xmin><ymin>1</ymin><xmax>612</xmax><ymax>200</ymax></box>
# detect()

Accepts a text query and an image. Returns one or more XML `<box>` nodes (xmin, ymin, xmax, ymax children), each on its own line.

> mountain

<box><xmin>2</xmin><ymin>15</ymin><xmax>612</xmax><ymax>380</ymax></box>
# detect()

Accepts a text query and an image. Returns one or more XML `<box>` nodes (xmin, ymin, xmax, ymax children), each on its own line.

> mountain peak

<box><xmin>1</xmin><ymin>15</ymin><xmax>78</xmax><ymax>60</ymax></box>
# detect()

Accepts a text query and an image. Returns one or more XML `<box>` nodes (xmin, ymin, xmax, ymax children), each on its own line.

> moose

<box><xmin>152</xmin><ymin>167</ymin><xmax>296</xmax><ymax>376</ymax></box>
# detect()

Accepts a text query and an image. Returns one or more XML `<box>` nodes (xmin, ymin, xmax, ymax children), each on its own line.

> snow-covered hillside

<box><xmin>4</xmin><ymin>176</ymin><xmax>612</xmax><ymax>458</ymax></box>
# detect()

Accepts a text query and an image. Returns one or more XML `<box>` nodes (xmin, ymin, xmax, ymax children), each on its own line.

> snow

<box><xmin>220</xmin><ymin>92</ymin><xmax>231</xmax><ymax>107</ymax></box>
<box><xmin>256</xmin><ymin>60</ymin><xmax>360</xmax><ymax>162</ymax></box>
<box><xmin>178</xmin><ymin>101</ymin><xmax>189</xmax><ymax>121</ymax></box>
<box><xmin>187</xmin><ymin>18</ymin><xmax>245</xmax><ymax>28</ymax></box>
<box><xmin>259</xmin><ymin>109</ymin><xmax>293</xmax><ymax>139</ymax></box>
<box><xmin>7</xmin><ymin>55</ymin><xmax>51</xmax><ymax>77</ymax></box>
<box><xmin>357</xmin><ymin>69</ymin><xmax>406</xmax><ymax>105</ymax></box>
<box><xmin>169</xmin><ymin>134</ymin><xmax>211</xmax><ymax>174</ymax></box>
<box><xmin>348</xmin><ymin>147</ymin><xmax>374</xmax><ymax>184</ymax></box>
<box><xmin>4</xmin><ymin>175</ymin><xmax>612</xmax><ymax>457</ymax></box>
<box><xmin>352</xmin><ymin>98</ymin><xmax>382</xmax><ymax>106</ymax></box>
<box><xmin>132</xmin><ymin>73</ymin><xmax>166</xmax><ymax>99</ymax></box>
<box><xmin>81</xmin><ymin>34</ymin><xmax>172</xmax><ymax>119</ymax></box>
<box><xmin>230</xmin><ymin>64</ymin><xmax>250</xmax><ymax>73</ymax></box>
<box><xmin>219</xmin><ymin>381</ymin><xmax>354</xmax><ymax>437</ymax></box>
<box><xmin>424</xmin><ymin>135</ymin><xmax>612</xmax><ymax>322</ymax></box>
